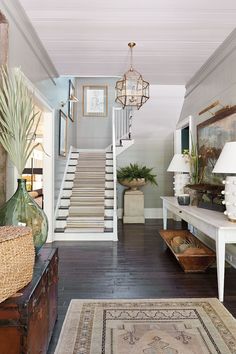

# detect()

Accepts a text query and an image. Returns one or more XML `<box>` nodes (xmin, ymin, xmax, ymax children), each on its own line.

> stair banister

<box><xmin>112</xmin><ymin>107</ymin><xmax>118</xmax><ymax>241</ymax></box>
<box><xmin>55</xmin><ymin>145</ymin><xmax>73</xmax><ymax>220</ymax></box>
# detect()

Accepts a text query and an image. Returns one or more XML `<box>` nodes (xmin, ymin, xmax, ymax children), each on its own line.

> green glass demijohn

<box><xmin>0</xmin><ymin>179</ymin><xmax>48</xmax><ymax>253</ymax></box>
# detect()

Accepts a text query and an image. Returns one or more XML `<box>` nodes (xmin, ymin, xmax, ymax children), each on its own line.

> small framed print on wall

<box><xmin>68</xmin><ymin>79</ymin><xmax>75</xmax><ymax>122</ymax></box>
<box><xmin>59</xmin><ymin>110</ymin><xmax>67</xmax><ymax>157</ymax></box>
<box><xmin>83</xmin><ymin>85</ymin><xmax>108</xmax><ymax>117</ymax></box>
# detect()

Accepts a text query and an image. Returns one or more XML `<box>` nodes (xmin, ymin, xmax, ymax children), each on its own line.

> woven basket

<box><xmin>0</xmin><ymin>226</ymin><xmax>35</xmax><ymax>303</ymax></box>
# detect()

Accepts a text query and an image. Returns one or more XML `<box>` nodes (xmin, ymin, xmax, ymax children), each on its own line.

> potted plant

<box><xmin>0</xmin><ymin>66</ymin><xmax>48</xmax><ymax>253</ymax></box>
<box><xmin>117</xmin><ymin>163</ymin><xmax>157</xmax><ymax>190</ymax></box>
<box><xmin>183</xmin><ymin>143</ymin><xmax>204</xmax><ymax>205</ymax></box>
<box><xmin>183</xmin><ymin>140</ymin><xmax>223</xmax><ymax>207</ymax></box>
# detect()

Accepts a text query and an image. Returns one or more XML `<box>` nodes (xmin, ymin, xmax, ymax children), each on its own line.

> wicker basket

<box><xmin>0</xmin><ymin>226</ymin><xmax>35</xmax><ymax>303</ymax></box>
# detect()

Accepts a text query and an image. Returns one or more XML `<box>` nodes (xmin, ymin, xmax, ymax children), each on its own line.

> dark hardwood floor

<box><xmin>47</xmin><ymin>219</ymin><xmax>236</xmax><ymax>353</ymax></box>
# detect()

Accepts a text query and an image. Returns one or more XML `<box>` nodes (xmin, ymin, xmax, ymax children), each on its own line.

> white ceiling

<box><xmin>18</xmin><ymin>0</ymin><xmax>236</xmax><ymax>84</ymax></box>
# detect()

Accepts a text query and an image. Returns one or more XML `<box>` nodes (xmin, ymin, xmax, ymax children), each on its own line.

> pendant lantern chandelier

<box><xmin>115</xmin><ymin>42</ymin><xmax>149</xmax><ymax>110</ymax></box>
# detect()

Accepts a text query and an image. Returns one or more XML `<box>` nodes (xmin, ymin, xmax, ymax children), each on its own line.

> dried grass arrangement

<box><xmin>0</xmin><ymin>66</ymin><xmax>41</xmax><ymax>176</ymax></box>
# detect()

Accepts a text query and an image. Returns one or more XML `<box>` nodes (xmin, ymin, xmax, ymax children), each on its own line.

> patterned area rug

<box><xmin>55</xmin><ymin>299</ymin><xmax>236</xmax><ymax>354</ymax></box>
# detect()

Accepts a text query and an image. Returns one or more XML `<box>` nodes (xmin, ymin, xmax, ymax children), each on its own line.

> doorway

<box><xmin>6</xmin><ymin>75</ymin><xmax>55</xmax><ymax>243</ymax></box>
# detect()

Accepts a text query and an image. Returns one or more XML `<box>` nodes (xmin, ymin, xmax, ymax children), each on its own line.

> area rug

<box><xmin>54</xmin><ymin>299</ymin><xmax>236</xmax><ymax>354</ymax></box>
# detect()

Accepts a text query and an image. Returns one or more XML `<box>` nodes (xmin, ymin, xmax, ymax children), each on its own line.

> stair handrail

<box><xmin>114</xmin><ymin>107</ymin><xmax>133</xmax><ymax>145</ymax></box>
<box><xmin>55</xmin><ymin>145</ymin><xmax>73</xmax><ymax>220</ymax></box>
<box><xmin>112</xmin><ymin>107</ymin><xmax>118</xmax><ymax>241</ymax></box>
<box><xmin>112</xmin><ymin>107</ymin><xmax>133</xmax><ymax>240</ymax></box>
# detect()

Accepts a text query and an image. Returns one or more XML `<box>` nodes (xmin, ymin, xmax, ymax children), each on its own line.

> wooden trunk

<box><xmin>0</xmin><ymin>248</ymin><xmax>58</xmax><ymax>354</ymax></box>
<box><xmin>159</xmin><ymin>229</ymin><xmax>215</xmax><ymax>273</ymax></box>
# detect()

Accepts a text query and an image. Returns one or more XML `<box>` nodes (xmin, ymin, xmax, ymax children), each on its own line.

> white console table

<box><xmin>161</xmin><ymin>196</ymin><xmax>236</xmax><ymax>302</ymax></box>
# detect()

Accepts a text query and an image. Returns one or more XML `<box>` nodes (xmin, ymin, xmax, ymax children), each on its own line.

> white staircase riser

<box><xmin>105</xmin><ymin>175</ymin><xmax>113</xmax><ymax>181</ymax></box>
<box><xmin>105</xmin><ymin>199</ymin><xmax>113</xmax><ymax>207</ymax></box>
<box><xmin>60</xmin><ymin>199</ymin><xmax>70</xmax><ymax>207</ymax></box>
<box><xmin>67</xmin><ymin>166</ymin><xmax>76</xmax><ymax>173</ymax></box>
<box><xmin>106</xmin><ymin>166</ymin><xmax>113</xmax><ymax>173</ymax></box>
<box><xmin>58</xmin><ymin>209</ymin><xmax>69</xmax><ymax>217</ymax></box>
<box><xmin>105</xmin><ymin>209</ymin><xmax>113</xmax><ymax>217</ymax></box>
<box><xmin>54</xmin><ymin>232</ymin><xmax>115</xmax><ymax>241</ymax></box>
<box><xmin>106</xmin><ymin>160</ymin><xmax>113</xmax><ymax>166</ymax></box>
<box><xmin>56</xmin><ymin>219</ymin><xmax>66</xmax><ymax>228</ymax></box>
<box><xmin>105</xmin><ymin>219</ymin><xmax>113</xmax><ymax>228</ymax></box>
<box><xmin>68</xmin><ymin>160</ymin><xmax>78</xmax><ymax>166</ymax></box>
<box><xmin>70</xmin><ymin>153</ymin><xmax>79</xmax><ymax>158</ymax></box>
<box><xmin>65</xmin><ymin>175</ymin><xmax>74</xmax><ymax>181</ymax></box>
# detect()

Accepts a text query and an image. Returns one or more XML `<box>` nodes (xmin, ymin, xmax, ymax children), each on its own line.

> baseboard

<box><xmin>118</xmin><ymin>208</ymin><xmax>173</xmax><ymax>219</ymax></box>
<box><xmin>54</xmin><ymin>232</ymin><xmax>117</xmax><ymax>241</ymax></box>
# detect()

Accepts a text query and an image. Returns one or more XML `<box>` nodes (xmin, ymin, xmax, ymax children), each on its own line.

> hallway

<box><xmin>48</xmin><ymin>220</ymin><xmax>236</xmax><ymax>352</ymax></box>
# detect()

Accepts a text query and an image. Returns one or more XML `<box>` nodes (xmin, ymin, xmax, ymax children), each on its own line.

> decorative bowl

<box><xmin>118</xmin><ymin>178</ymin><xmax>146</xmax><ymax>191</ymax></box>
<box><xmin>177</xmin><ymin>194</ymin><xmax>190</xmax><ymax>206</ymax></box>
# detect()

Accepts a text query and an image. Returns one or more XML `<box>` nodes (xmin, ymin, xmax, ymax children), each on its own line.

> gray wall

<box><xmin>178</xmin><ymin>28</ymin><xmax>236</xmax><ymax>263</ymax></box>
<box><xmin>0</xmin><ymin>0</ymin><xmax>57</xmax><ymax>83</ymax></box>
<box><xmin>179</xmin><ymin>29</ymin><xmax>236</xmax><ymax>128</ymax></box>
<box><xmin>0</xmin><ymin>0</ymin><xmax>77</xmax><ymax>207</ymax></box>
<box><xmin>76</xmin><ymin>77</ymin><xmax>118</xmax><ymax>149</ymax></box>
<box><xmin>117</xmin><ymin>85</ymin><xmax>185</xmax><ymax>210</ymax></box>
<box><xmin>37</xmin><ymin>78</ymin><xmax>77</xmax><ymax>206</ymax></box>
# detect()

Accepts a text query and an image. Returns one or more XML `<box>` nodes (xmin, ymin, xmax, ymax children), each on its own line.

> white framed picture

<box><xmin>83</xmin><ymin>85</ymin><xmax>108</xmax><ymax>117</ymax></box>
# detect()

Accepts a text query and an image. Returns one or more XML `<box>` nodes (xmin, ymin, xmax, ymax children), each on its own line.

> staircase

<box><xmin>54</xmin><ymin>107</ymin><xmax>133</xmax><ymax>241</ymax></box>
<box><xmin>54</xmin><ymin>149</ymin><xmax>115</xmax><ymax>240</ymax></box>
<box><xmin>66</xmin><ymin>151</ymin><xmax>106</xmax><ymax>232</ymax></box>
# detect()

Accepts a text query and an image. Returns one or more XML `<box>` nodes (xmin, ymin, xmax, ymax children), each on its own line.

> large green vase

<box><xmin>0</xmin><ymin>179</ymin><xmax>48</xmax><ymax>253</ymax></box>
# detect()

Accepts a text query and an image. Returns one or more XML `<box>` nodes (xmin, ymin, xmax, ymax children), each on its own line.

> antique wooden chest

<box><xmin>0</xmin><ymin>248</ymin><xmax>58</xmax><ymax>354</ymax></box>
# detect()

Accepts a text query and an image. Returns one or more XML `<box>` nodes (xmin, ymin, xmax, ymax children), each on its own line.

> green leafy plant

<box><xmin>183</xmin><ymin>137</ymin><xmax>204</xmax><ymax>184</ymax></box>
<box><xmin>0</xmin><ymin>66</ymin><xmax>41</xmax><ymax>177</ymax></box>
<box><xmin>117</xmin><ymin>163</ymin><xmax>158</xmax><ymax>186</ymax></box>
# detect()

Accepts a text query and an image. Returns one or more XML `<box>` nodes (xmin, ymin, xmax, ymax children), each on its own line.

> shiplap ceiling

<box><xmin>18</xmin><ymin>0</ymin><xmax>236</xmax><ymax>84</ymax></box>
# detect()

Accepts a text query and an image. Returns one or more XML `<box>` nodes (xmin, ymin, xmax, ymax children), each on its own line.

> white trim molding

<box><xmin>118</xmin><ymin>208</ymin><xmax>173</xmax><ymax>219</ymax></box>
<box><xmin>185</xmin><ymin>28</ymin><xmax>236</xmax><ymax>98</ymax></box>
<box><xmin>1</xmin><ymin>0</ymin><xmax>58</xmax><ymax>82</ymax></box>
<box><xmin>55</xmin><ymin>145</ymin><xmax>73</xmax><ymax>219</ymax></box>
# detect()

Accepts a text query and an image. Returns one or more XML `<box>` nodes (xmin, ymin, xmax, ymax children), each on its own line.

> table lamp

<box><xmin>213</xmin><ymin>141</ymin><xmax>236</xmax><ymax>222</ymax></box>
<box><xmin>167</xmin><ymin>154</ymin><xmax>190</xmax><ymax>196</ymax></box>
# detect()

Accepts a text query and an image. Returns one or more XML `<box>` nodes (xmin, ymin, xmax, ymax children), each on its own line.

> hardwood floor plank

<box><xmin>47</xmin><ymin>219</ymin><xmax>236</xmax><ymax>353</ymax></box>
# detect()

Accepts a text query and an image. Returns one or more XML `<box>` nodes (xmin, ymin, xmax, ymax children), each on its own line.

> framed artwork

<box><xmin>197</xmin><ymin>106</ymin><xmax>236</xmax><ymax>184</ymax></box>
<box><xmin>59</xmin><ymin>110</ymin><xmax>67</xmax><ymax>157</ymax></box>
<box><xmin>83</xmin><ymin>85</ymin><xmax>108</xmax><ymax>117</ymax></box>
<box><xmin>68</xmin><ymin>79</ymin><xmax>75</xmax><ymax>122</ymax></box>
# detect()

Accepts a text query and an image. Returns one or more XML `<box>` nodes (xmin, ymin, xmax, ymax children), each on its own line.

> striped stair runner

<box><xmin>65</xmin><ymin>152</ymin><xmax>106</xmax><ymax>233</ymax></box>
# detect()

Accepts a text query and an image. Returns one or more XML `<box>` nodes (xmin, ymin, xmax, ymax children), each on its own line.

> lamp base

<box><xmin>173</xmin><ymin>173</ymin><xmax>190</xmax><ymax>197</ymax></box>
<box><xmin>222</xmin><ymin>176</ymin><xmax>236</xmax><ymax>222</ymax></box>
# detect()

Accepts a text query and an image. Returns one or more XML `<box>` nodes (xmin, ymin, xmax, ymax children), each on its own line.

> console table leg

<box><xmin>216</xmin><ymin>234</ymin><xmax>225</xmax><ymax>302</ymax></box>
<box><xmin>163</xmin><ymin>203</ymin><xmax>167</xmax><ymax>230</ymax></box>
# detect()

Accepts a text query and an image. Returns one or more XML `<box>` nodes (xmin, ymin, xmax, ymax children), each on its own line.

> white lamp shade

<box><xmin>167</xmin><ymin>154</ymin><xmax>190</xmax><ymax>173</ymax></box>
<box><xmin>213</xmin><ymin>142</ymin><xmax>236</xmax><ymax>173</ymax></box>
